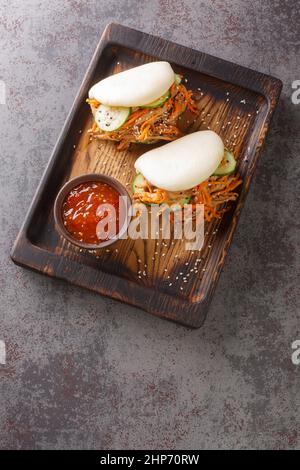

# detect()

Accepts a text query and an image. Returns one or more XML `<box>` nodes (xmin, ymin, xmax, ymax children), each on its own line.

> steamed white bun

<box><xmin>134</xmin><ymin>131</ymin><xmax>224</xmax><ymax>191</ymax></box>
<box><xmin>89</xmin><ymin>62</ymin><xmax>175</xmax><ymax>107</ymax></box>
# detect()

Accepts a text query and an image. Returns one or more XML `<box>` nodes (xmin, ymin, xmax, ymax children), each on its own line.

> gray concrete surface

<box><xmin>0</xmin><ymin>0</ymin><xmax>299</xmax><ymax>450</ymax></box>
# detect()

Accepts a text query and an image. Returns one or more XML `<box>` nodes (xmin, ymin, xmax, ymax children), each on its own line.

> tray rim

<box><xmin>11</xmin><ymin>23</ymin><xmax>283</xmax><ymax>328</ymax></box>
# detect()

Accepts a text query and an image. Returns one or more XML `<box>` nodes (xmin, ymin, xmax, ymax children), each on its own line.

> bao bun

<box><xmin>89</xmin><ymin>62</ymin><xmax>174</xmax><ymax>107</ymax></box>
<box><xmin>134</xmin><ymin>131</ymin><xmax>224</xmax><ymax>192</ymax></box>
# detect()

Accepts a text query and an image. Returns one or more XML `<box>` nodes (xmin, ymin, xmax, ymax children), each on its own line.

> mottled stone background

<box><xmin>0</xmin><ymin>0</ymin><xmax>299</xmax><ymax>450</ymax></box>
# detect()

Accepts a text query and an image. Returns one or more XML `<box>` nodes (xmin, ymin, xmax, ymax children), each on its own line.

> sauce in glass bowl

<box><xmin>54</xmin><ymin>174</ymin><xmax>131</xmax><ymax>249</ymax></box>
<box><xmin>62</xmin><ymin>181</ymin><xmax>120</xmax><ymax>245</ymax></box>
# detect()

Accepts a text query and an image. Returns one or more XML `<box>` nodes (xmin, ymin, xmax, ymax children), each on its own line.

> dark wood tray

<box><xmin>11</xmin><ymin>23</ymin><xmax>282</xmax><ymax>328</ymax></box>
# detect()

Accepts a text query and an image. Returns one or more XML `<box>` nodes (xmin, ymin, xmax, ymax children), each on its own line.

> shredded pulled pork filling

<box><xmin>87</xmin><ymin>83</ymin><xmax>198</xmax><ymax>150</ymax></box>
<box><xmin>133</xmin><ymin>174</ymin><xmax>242</xmax><ymax>222</ymax></box>
<box><xmin>193</xmin><ymin>175</ymin><xmax>242</xmax><ymax>221</ymax></box>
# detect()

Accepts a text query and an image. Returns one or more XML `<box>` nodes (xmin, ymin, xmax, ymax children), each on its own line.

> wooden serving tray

<box><xmin>11</xmin><ymin>23</ymin><xmax>282</xmax><ymax>327</ymax></box>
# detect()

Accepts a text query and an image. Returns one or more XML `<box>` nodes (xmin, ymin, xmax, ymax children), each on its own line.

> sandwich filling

<box><xmin>133</xmin><ymin>149</ymin><xmax>242</xmax><ymax>222</ymax></box>
<box><xmin>87</xmin><ymin>76</ymin><xmax>198</xmax><ymax>150</ymax></box>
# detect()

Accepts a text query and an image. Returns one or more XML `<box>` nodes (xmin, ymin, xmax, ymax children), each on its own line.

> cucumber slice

<box><xmin>170</xmin><ymin>196</ymin><xmax>191</xmax><ymax>212</ymax></box>
<box><xmin>174</xmin><ymin>73</ymin><xmax>182</xmax><ymax>85</ymax></box>
<box><xmin>95</xmin><ymin>104</ymin><xmax>130</xmax><ymax>132</ymax></box>
<box><xmin>141</xmin><ymin>90</ymin><xmax>170</xmax><ymax>109</ymax></box>
<box><xmin>179</xmin><ymin>196</ymin><xmax>191</xmax><ymax>205</ymax></box>
<box><xmin>213</xmin><ymin>149</ymin><xmax>237</xmax><ymax>176</ymax></box>
<box><xmin>132</xmin><ymin>173</ymin><xmax>146</xmax><ymax>194</ymax></box>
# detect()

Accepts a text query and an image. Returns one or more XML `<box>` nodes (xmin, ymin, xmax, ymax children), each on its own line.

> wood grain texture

<box><xmin>11</xmin><ymin>23</ymin><xmax>282</xmax><ymax>327</ymax></box>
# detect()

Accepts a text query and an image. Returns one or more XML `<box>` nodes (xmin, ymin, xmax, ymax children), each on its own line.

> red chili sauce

<box><xmin>62</xmin><ymin>181</ymin><xmax>120</xmax><ymax>244</ymax></box>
